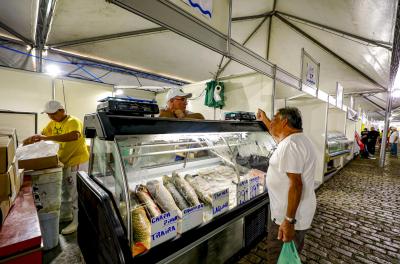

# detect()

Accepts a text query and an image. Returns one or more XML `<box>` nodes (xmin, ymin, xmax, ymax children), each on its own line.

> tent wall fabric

<box><xmin>156</xmin><ymin>72</ymin><xmax>274</xmax><ymax>120</ymax></box>
<box><xmin>0</xmin><ymin>67</ymin><xmax>154</xmax><ymax>130</ymax></box>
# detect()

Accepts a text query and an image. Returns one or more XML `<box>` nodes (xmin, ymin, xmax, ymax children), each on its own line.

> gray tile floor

<box><xmin>239</xmin><ymin>154</ymin><xmax>400</xmax><ymax>263</ymax></box>
<box><xmin>43</xmin><ymin>223</ymin><xmax>84</xmax><ymax>264</ymax></box>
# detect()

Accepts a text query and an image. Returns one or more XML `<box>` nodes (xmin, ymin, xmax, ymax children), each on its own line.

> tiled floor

<box><xmin>238</xmin><ymin>155</ymin><xmax>400</xmax><ymax>264</ymax></box>
<box><xmin>42</xmin><ymin>223</ymin><xmax>84</xmax><ymax>264</ymax></box>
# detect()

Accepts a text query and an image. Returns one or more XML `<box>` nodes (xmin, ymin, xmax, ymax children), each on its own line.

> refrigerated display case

<box><xmin>326</xmin><ymin>131</ymin><xmax>353</xmax><ymax>157</ymax></box>
<box><xmin>77</xmin><ymin>112</ymin><xmax>276</xmax><ymax>264</ymax></box>
<box><xmin>325</xmin><ymin>131</ymin><xmax>353</xmax><ymax>176</ymax></box>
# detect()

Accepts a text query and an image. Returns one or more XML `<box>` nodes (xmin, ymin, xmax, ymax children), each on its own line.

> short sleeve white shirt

<box><xmin>266</xmin><ymin>133</ymin><xmax>317</xmax><ymax>230</ymax></box>
<box><xmin>389</xmin><ymin>131</ymin><xmax>399</xmax><ymax>143</ymax></box>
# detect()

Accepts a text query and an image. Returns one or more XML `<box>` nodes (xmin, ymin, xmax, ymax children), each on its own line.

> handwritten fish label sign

<box><xmin>237</xmin><ymin>179</ymin><xmax>249</xmax><ymax>205</ymax></box>
<box><xmin>179</xmin><ymin>204</ymin><xmax>204</xmax><ymax>233</ymax></box>
<box><xmin>249</xmin><ymin>176</ymin><xmax>261</xmax><ymax>200</ymax></box>
<box><xmin>212</xmin><ymin>188</ymin><xmax>229</xmax><ymax>217</ymax></box>
<box><xmin>151</xmin><ymin>210</ymin><xmax>178</xmax><ymax>247</ymax></box>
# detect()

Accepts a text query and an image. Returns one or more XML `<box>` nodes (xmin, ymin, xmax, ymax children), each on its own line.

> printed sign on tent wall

<box><xmin>183</xmin><ymin>0</ymin><xmax>213</xmax><ymax>18</ymax></box>
<box><xmin>336</xmin><ymin>82</ymin><xmax>344</xmax><ymax>109</ymax></box>
<box><xmin>350</xmin><ymin>95</ymin><xmax>354</xmax><ymax>109</ymax></box>
<box><xmin>301</xmin><ymin>48</ymin><xmax>320</xmax><ymax>94</ymax></box>
<box><xmin>347</xmin><ymin>108</ymin><xmax>358</xmax><ymax>121</ymax></box>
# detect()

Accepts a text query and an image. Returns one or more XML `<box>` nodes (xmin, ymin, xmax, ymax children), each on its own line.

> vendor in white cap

<box><xmin>24</xmin><ymin>100</ymin><xmax>89</xmax><ymax>235</ymax></box>
<box><xmin>159</xmin><ymin>87</ymin><xmax>205</xmax><ymax>119</ymax></box>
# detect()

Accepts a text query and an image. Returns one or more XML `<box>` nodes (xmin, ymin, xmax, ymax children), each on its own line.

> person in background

<box><xmin>257</xmin><ymin>107</ymin><xmax>317</xmax><ymax>263</ymax></box>
<box><xmin>367</xmin><ymin>127</ymin><xmax>379</xmax><ymax>155</ymax></box>
<box><xmin>387</xmin><ymin>128</ymin><xmax>393</xmax><ymax>151</ymax></box>
<box><xmin>378</xmin><ymin>129</ymin><xmax>383</xmax><ymax>150</ymax></box>
<box><xmin>361</xmin><ymin>128</ymin><xmax>369</xmax><ymax>153</ymax></box>
<box><xmin>355</xmin><ymin>132</ymin><xmax>368</xmax><ymax>159</ymax></box>
<box><xmin>24</xmin><ymin>100</ymin><xmax>89</xmax><ymax>235</ymax></box>
<box><xmin>159</xmin><ymin>87</ymin><xmax>205</xmax><ymax>119</ymax></box>
<box><xmin>389</xmin><ymin>127</ymin><xmax>399</xmax><ymax>157</ymax></box>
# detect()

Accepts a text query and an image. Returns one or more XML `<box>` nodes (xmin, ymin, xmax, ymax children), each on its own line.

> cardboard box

<box><xmin>0</xmin><ymin>127</ymin><xmax>17</xmax><ymax>148</ymax></box>
<box><xmin>18</xmin><ymin>155</ymin><xmax>59</xmax><ymax>171</ymax></box>
<box><xmin>0</xmin><ymin>198</ymin><xmax>11</xmax><ymax>226</ymax></box>
<box><xmin>0</xmin><ymin>166</ymin><xmax>12</xmax><ymax>200</ymax></box>
<box><xmin>12</xmin><ymin>157</ymin><xmax>24</xmax><ymax>196</ymax></box>
<box><xmin>18</xmin><ymin>168</ymin><xmax>24</xmax><ymax>189</ymax></box>
<box><xmin>0</xmin><ymin>136</ymin><xmax>15</xmax><ymax>173</ymax></box>
<box><xmin>0</xmin><ymin>162</ymin><xmax>18</xmax><ymax>203</ymax></box>
<box><xmin>10</xmin><ymin>162</ymin><xmax>18</xmax><ymax>203</ymax></box>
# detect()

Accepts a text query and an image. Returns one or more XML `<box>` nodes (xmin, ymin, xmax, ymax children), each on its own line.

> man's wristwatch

<box><xmin>285</xmin><ymin>216</ymin><xmax>297</xmax><ymax>224</ymax></box>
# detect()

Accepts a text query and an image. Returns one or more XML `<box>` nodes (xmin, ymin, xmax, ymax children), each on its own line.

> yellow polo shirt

<box><xmin>42</xmin><ymin>115</ymin><xmax>89</xmax><ymax>167</ymax></box>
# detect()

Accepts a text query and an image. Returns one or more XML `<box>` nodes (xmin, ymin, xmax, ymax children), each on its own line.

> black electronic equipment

<box><xmin>224</xmin><ymin>111</ymin><xmax>256</xmax><ymax>121</ymax></box>
<box><xmin>97</xmin><ymin>97</ymin><xmax>159</xmax><ymax>116</ymax></box>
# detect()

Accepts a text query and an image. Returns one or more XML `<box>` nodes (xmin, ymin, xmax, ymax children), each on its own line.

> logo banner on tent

<box><xmin>336</xmin><ymin>82</ymin><xmax>344</xmax><ymax>109</ymax></box>
<box><xmin>347</xmin><ymin>108</ymin><xmax>359</xmax><ymax>121</ymax></box>
<box><xmin>301</xmin><ymin>49</ymin><xmax>320</xmax><ymax>92</ymax></box>
<box><xmin>183</xmin><ymin>0</ymin><xmax>213</xmax><ymax>18</ymax></box>
<box><xmin>350</xmin><ymin>95</ymin><xmax>354</xmax><ymax>109</ymax></box>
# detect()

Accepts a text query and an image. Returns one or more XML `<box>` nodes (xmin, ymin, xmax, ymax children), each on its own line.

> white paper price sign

<box><xmin>150</xmin><ymin>210</ymin><xmax>178</xmax><ymax>247</ymax></box>
<box><xmin>179</xmin><ymin>204</ymin><xmax>204</xmax><ymax>233</ymax></box>
<box><xmin>211</xmin><ymin>188</ymin><xmax>229</xmax><ymax>217</ymax></box>
<box><xmin>236</xmin><ymin>179</ymin><xmax>248</xmax><ymax>205</ymax></box>
<box><xmin>249</xmin><ymin>176</ymin><xmax>260</xmax><ymax>199</ymax></box>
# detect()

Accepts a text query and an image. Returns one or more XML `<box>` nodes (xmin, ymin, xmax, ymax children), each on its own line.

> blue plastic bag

<box><xmin>277</xmin><ymin>241</ymin><xmax>302</xmax><ymax>264</ymax></box>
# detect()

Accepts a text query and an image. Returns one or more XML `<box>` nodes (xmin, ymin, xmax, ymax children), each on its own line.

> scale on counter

<box><xmin>224</xmin><ymin>111</ymin><xmax>256</xmax><ymax>121</ymax></box>
<box><xmin>97</xmin><ymin>97</ymin><xmax>159</xmax><ymax>116</ymax></box>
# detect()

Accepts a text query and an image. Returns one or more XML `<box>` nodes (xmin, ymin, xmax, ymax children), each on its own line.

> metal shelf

<box><xmin>327</xmin><ymin>149</ymin><xmax>351</xmax><ymax>160</ymax></box>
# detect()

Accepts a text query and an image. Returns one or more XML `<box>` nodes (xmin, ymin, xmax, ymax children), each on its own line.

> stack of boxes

<box><xmin>16</xmin><ymin>140</ymin><xmax>62</xmax><ymax>250</ymax></box>
<box><xmin>0</xmin><ymin>128</ymin><xmax>24</xmax><ymax>226</ymax></box>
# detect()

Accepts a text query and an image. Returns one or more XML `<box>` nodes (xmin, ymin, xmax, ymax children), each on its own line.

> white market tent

<box><xmin>0</xmin><ymin>0</ymin><xmax>399</xmax><ymax>119</ymax></box>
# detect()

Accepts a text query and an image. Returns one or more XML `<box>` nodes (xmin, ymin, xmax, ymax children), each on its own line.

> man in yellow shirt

<box><xmin>25</xmin><ymin>100</ymin><xmax>89</xmax><ymax>235</ymax></box>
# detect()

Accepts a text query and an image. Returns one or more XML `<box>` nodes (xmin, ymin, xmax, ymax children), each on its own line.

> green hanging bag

<box><xmin>277</xmin><ymin>241</ymin><xmax>302</xmax><ymax>264</ymax></box>
<box><xmin>204</xmin><ymin>80</ymin><xmax>225</xmax><ymax>108</ymax></box>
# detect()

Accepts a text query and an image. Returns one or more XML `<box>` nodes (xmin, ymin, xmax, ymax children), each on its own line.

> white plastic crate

<box><xmin>27</xmin><ymin>167</ymin><xmax>62</xmax><ymax>213</ymax></box>
<box><xmin>39</xmin><ymin>210</ymin><xmax>60</xmax><ymax>250</ymax></box>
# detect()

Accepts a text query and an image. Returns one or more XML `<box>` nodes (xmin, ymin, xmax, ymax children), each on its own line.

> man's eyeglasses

<box><xmin>174</xmin><ymin>97</ymin><xmax>187</xmax><ymax>102</ymax></box>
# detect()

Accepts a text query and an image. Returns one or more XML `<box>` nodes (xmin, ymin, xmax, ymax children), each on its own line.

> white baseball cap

<box><xmin>42</xmin><ymin>100</ymin><xmax>64</xmax><ymax>114</ymax></box>
<box><xmin>166</xmin><ymin>88</ymin><xmax>192</xmax><ymax>102</ymax></box>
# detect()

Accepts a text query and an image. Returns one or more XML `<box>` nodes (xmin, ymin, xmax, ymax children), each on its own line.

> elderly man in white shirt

<box><xmin>257</xmin><ymin>107</ymin><xmax>317</xmax><ymax>263</ymax></box>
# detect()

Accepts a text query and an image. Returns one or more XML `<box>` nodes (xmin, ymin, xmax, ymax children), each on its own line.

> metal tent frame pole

<box><xmin>379</xmin><ymin>0</ymin><xmax>400</xmax><ymax>167</ymax></box>
<box><xmin>379</xmin><ymin>91</ymin><xmax>392</xmax><ymax>167</ymax></box>
<box><xmin>48</xmin><ymin>48</ymin><xmax>188</xmax><ymax>86</ymax></box>
<box><xmin>266</xmin><ymin>0</ymin><xmax>277</xmax><ymax>60</ymax></box>
<box><xmin>108</xmin><ymin>0</ymin><xmax>275</xmax><ymax>77</ymax></box>
<box><xmin>217</xmin><ymin>16</ymin><xmax>270</xmax><ymax>77</ymax></box>
<box><xmin>275</xmin><ymin>13</ymin><xmax>387</xmax><ymax>91</ymax></box>
<box><xmin>362</xmin><ymin>96</ymin><xmax>386</xmax><ymax>111</ymax></box>
<box><xmin>35</xmin><ymin>0</ymin><xmax>57</xmax><ymax>72</ymax></box>
<box><xmin>49</xmin><ymin>27</ymin><xmax>168</xmax><ymax>48</ymax></box>
<box><xmin>0</xmin><ymin>21</ymin><xmax>33</xmax><ymax>46</ymax></box>
<box><xmin>276</xmin><ymin>11</ymin><xmax>393</xmax><ymax>50</ymax></box>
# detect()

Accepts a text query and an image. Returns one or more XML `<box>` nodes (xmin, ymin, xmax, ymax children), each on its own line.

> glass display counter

<box><xmin>77</xmin><ymin>112</ymin><xmax>276</xmax><ymax>264</ymax></box>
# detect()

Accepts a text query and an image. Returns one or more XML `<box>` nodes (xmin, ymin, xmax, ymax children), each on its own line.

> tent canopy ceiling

<box><xmin>232</xmin><ymin>0</ymin><xmax>273</xmax><ymax>18</ymax></box>
<box><xmin>0</xmin><ymin>0</ymin><xmax>38</xmax><ymax>44</ymax></box>
<box><xmin>276</xmin><ymin>0</ymin><xmax>396</xmax><ymax>44</ymax></box>
<box><xmin>0</xmin><ymin>0</ymin><xmax>398</xmax><ymax>119</ymax></box>
<box><xmin>47</xmin><ymin>0</ymin><xmax>160</xmax><ymax>45</ymax></box>
<box><xmin>282</xmin><ymin>16</ymin><xmax>392</xmax><ymax>88</ymax></box>
<box><xmin>0</xmin><ymin>28</ymin><xmax>16</xmax><ymax>41</ymax></box>
<box><xmin>60</xmin><ymin>31</ymin><xmax>223</xmax><ymax>83</ymax></box>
